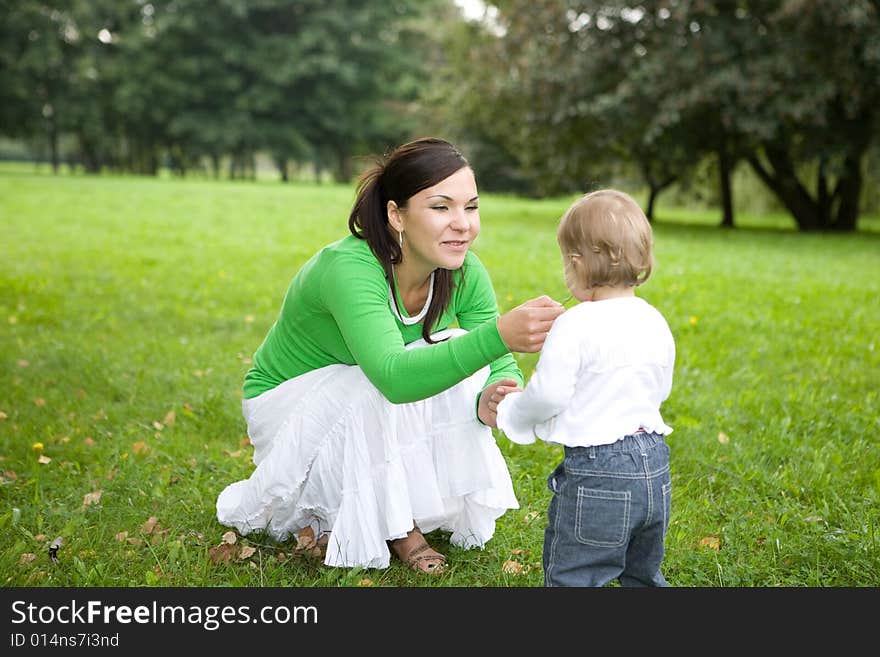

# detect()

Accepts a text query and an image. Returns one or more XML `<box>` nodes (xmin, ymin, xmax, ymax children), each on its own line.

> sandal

<box><xmin>390</xmin><ymin>535</ymin><xmax>447</xmax><ymax>575</ymax></box>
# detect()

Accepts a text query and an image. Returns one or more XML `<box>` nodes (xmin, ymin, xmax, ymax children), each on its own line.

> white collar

<box><xmin>389</xmin><ymin>269</ymin><xmax>434</xmax><ymax>325</ymax></box>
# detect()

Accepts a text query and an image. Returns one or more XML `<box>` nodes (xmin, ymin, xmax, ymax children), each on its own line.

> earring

<box><xmin>398</xmin><ymin>230</ymin><xmax>403</xmax><ymax>247</ymax></box>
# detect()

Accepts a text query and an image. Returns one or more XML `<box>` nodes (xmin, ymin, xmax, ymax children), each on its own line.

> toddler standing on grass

<box><xmin>495</xmin><ymin>189</ymin><xmax>676</xmax><ymax>587</ymax></box>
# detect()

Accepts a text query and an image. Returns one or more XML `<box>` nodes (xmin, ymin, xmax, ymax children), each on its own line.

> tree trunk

<box><xmin>47</xmin><ymin>120</ymin><xmax>59</xmax><ymax>174</ymax></box>
<box><xmin>747</xmin><ymin>147</ymin><xmax>820</xmax><ymax>231</ymax></box>
<box><xmin>718</xmin><ymin>145</ymin><xmax>734</xmax><ymax>228</ymax></box>
<box><xmin>646</xmin><ymin>186</ymin><xmax>658</xmax><ymax>222</ymax></box>
<box><xmin>334</xmin><ymin>148</ymin><xmax>352</xmax><ymax>183</ymax></box>
<box><xmin>211</xmin><ymin>154</ymin><xmax>220</xmax><ymax>179</ymax></box>
<box><xmin>275</xmin><ymin>156</ymin><xmax>289</xmax><ymax>182</ymax></box>
<box><xmin>833</xmin><ymin>153</ymin><xmax>862</xmax><ymax>232</ymax></box>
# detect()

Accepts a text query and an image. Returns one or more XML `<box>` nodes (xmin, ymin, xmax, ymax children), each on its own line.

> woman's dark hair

<box><xmin>348</xmin><ymin>137</ymin><xmax>471</xmax><ymax>343</ymax></box>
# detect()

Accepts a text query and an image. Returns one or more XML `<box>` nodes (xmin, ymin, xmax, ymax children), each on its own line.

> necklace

<box><xmin>389</xmin><ymin>268</ymin><xmax>434</xmax><ymax>325</ymax></box>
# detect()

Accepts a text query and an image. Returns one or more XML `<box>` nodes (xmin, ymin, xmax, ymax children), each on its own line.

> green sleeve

<box><xmin>456</xmin><ymin>255</ymin><xmax>524</xmax><ymax>390</ymax></box>
<box><xmin>319</xmin><ymin>251</ymin><xmax>512</xmax><ymax>404</ymax></box>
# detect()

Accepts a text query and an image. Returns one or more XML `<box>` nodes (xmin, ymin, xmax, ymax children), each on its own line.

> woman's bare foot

<box><xmin>389</xmin><ymin>527</ymin><xmax>446</xmax><ymax>574</ymax></box>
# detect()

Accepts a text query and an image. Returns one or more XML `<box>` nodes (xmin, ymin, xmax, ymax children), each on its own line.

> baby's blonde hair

<box><xmin>557</xmin><ymin>189</ymin><xmax>654</xmax><ymax>289</ymax></box>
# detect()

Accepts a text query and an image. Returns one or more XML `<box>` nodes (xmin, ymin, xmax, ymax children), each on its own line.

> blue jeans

<box><xmin>543</xmin><ymin>432</ymin><xmax>672</xmax><ymax>587</ymax></box>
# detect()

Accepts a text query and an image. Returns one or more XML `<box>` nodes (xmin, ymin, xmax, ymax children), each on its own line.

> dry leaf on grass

<box><xmin>699</xmin><ymin>536</ymin><xmax>721</xmax><ymax>550</ymax></box>
<box><xmin>0</xmin><ymin>411</ymin><xmax>7</xmax><ymax>420</ymax></box>
<box><xmin>238</xmin><ymin>546</ymin><xmax>257</xmax><ymax>560</ymax></box>
<box><xmin>48</xmin><ymin>537</ymin><xmax>62</xmax><ymax>563</ymax></box>
<box><xmin>523</xmin><ymin>511</ymin><xmax>540</xmax><ymax>524</ymax></box>
<box><xmin>502</xmin><ymin>560</ymin><xmax>523</xmax><ymax>575</ymax></box>
<box><xmin>132</xmin><ymin>441</ymin><xmax>149</xmax><ymax>455</ymax></box>
<box><xmin>163</xmin><ymin>410</ymin><xmax>176</xmax><ymax>426</ymax></box>
<box><xmin>208</xmin><ymin>543</ymin><xmax>236</xmax><ymax>564</ymax></box>
<box><xmin>37</xmin><ymin>455</ymin><xmax>51</xmax><ymax>464</ymax></box>
<box><xmin>82</xmin><ymin>490</ymin><xmax>103</xmax><ymax>507</ymax></box>
<box><xmin>717</xmin><ymin>432</ymin><xmax>730</xmax><ymax>444</ymax></box>
<box><xmin>141</xmin><ymin>517</ymin><xmax>159</xmax><ymax>534</ymax></box>
<box><xmin>20</xmin><ymin>553</ymin><xmax>37</xmax><ymax>565</ymax></box>
<box><xmin>357</xmin><ymin>578</ymin><xmax>374</xmax><ymax>587</ymax></box>
<box><xmin>115</xmin><ymin>531</ymin><xmax>129</xmax><ymax>542</ymax></box>
<box><xmin>222</xmin><ymin>531</ymin><xmax>238</xmax><ymax>545</ymax></box>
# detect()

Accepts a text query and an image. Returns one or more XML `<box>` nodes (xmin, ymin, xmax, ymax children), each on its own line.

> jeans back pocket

<box><xmin>575</xmin><ymin>487</ymin><xmax>630</xmax><ymax>548</ymax></box>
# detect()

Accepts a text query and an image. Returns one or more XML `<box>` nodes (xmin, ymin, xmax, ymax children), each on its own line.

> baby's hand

<box><xmin>478</xmin><ymin>378</ymin><xmax>523</xmax><ymax>428</ymax></box>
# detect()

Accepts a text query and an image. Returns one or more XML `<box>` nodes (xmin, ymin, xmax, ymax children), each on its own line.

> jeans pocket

<box><xmin>575</xmin><ymin>487</ymin><xmax>630</xmax><ymax>548</ymax></box>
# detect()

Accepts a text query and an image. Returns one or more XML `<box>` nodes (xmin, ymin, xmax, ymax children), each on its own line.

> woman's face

<box><xmin>390</xmin><ymin>166</ymin><xmax>480</xmax><ymax>273</ymax></box>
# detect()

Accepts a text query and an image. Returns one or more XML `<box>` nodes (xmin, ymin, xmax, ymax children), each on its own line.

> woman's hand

<box><xmin>478</xmin><ymin>378</ymin><xmax>522</xmax><ymax>428</ymax></box>
<box><xmin>496</xmin><ymin>295</ymin><xmax>565</xmax><ymax>353</ymax></box>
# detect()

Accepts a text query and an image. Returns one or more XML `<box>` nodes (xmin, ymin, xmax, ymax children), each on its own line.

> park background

<box><xmin>1</xmin><ymin>0</ymin><xmax>878</xmax><ymax>586</ymax></box>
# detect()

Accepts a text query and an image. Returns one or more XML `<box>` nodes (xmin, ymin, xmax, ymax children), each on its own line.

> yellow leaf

<box><xmin>82</xmin><ymin>490</ymin><xmax>103</xmax><ymax>507</ymax></box>
<box><xmin>357</xmin><ymin>578</ymin><xmax>374</xmax><ymax>587</ymax></box>
<box><xmin>163</xmin><ymin>410</ymin><xmax>176</xmax><ymax>426</ymax></box>
<box><xmin>0</xmin><ymin>411</ymin><xmax>7</xmax><ymax>420</ymax></box>
<box><xmin>502</xmin><ymin>560</ymin><xmax>523</xmax><ymax>574</ymax></box>
<box><xmin>699</xmin><ymin>536</ymin><xmax>721</xmax><ymax>550</ymax></box>
<box><xmin>222</xmin><ymin>531</ymin><xmax>238</xmax><ymax>545</ymax></box>
<box><xmin>717</xmin><ymin>432</ymin><xmax>730</xmax><ymax>444</ymax></box>
<box><xmin>37</xmin><ymin>455</ymin><xmax>51</xmax><ymax>464</ymax></box>
<box><xmin>238</xmin><ymin>546</ymin><xmax>257</xmax><ymax>560</ymax></box>
<box><xmin>32</xmin><ymin>442</ymin><xmax>44</xmax><ymax>452</ymax></box>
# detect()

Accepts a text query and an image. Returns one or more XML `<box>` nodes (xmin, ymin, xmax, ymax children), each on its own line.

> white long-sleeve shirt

<box><xmin>496</xmin><ymin>296</ymin><xmax>675</xmax><ymax>447</ymax></box>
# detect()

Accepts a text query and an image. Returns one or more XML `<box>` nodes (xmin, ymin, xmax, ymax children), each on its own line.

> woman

<box><xmin>216</xmin><ymin>137</ymin><xmax>563</xmax><ymax>573</ymax></box>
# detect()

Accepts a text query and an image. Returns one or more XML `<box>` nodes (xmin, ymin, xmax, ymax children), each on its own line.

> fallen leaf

<box><xmin>92</xmin><ymin>409</ymin><xmax>106</xmax><ymax>420</ymax></box>
<box><xmin>82</xmin><ymin>490</ymin><xmax>103</xmax><ymax>507</ymax></box>
<box><xmin>3</xmin><ymin>470</ymin><xmax>17</xmax><ymax>481</ymax></box>
<box><xmin>183</xmin><ymin>403</ymin><xmax>193</xmax><ymax>412</ymax></box>
<box><xmin>238</xmin><ymin>546</ymin><xmax>257</xmax><ymax>560</ymax></box>
<box><xmin>19</xmin><ymin>553</ymin><xmax>37</xmax><ymax>564</ymax></box>
<box><xmin>717</xmin><ymin>432</ymin><xmax>730</xmax><ymax>444</ymax></box>
<box><xmin>17</xmin><ymin>359</ymin><xmax>29</xmax><ymax>368</ymax></box>
<box><xmin>226</xmin><ymin>449</ymin><xmax>243</xmax><ymax>458</ymax></box>
<box><xmin>115</xmin><ymin>531</ymin><xmax>129</xmax><ymax>542</ymax></box>
<box><xmin>132</xmin><ymin>441</ymin><xmax>149</xmax><ymax>455</ymax></box>
<box><xmin>152</xmin><ymin>421</ymin><xmax>164</xmax><ymax>431</ymax></box>
<box><xmin>222</xmin><ymin>531</ymin><xmax>238</xmax><ymax>545</ymax></box>
<box><xmin>163</xmin><ymin>410</ymin><xmax>176</xmax><ymax>426</ymax></box>
<box><xmin>38</xmin><ymin>455</ymin><xmax>51</xmax><ymax>464</ymax></box>
<box><xmin>699</xmin><ymin>536</ymin><xmax>721</xmax><ymax>550</ymax></box>
<box><xmin>126</xmin><ymin>537</ymin><xmax>144</xmax><ymax>546</ymax></box>
<box><xmin>804</xmin><ymin>515</ymin><xmax>824</xmax><ymax>523</ymax></box>
<box><xmin>0</xmin><ymin>411</ymin><xmax>7</xmax><ymax>420</ymax></box>
<box><xmin>141</xmin><ymin>517</ymin><xmax>159</xmax><ymax>534</ymax></box>
<box><xmin>523</xmin><ymin>511</ymin><xmax>540</xmax><ymax>524</ymax></box>
<box><xmin>511</xmin><ymin>548</ymin><xmax>524</xmax><ymax>555</ymax></box>
<box><xmin>239</xmin><ymin>437</ymin><xmax>251</xmax><ymax>446</ymax></box>
<box><xmin>104</xmin><ymin>469</ymin><xmax>116</xmax><ymax>480</ymax></box>
<box><xmin>84</xmin><ymin>437</ymin><xmax>96</xmax><ymax>447</ymax></box>
<box><xmin>34</xmin><ymin>534</ymin><xmax>47</xmax><ymax>542</ymax></box>
<box><xmin>48</xmin><ymin>537</ymin><xmax>62</xmax><ymax>563</ymax></box>
<box><xmin>502</xmin><ymin>560</ymin><xmax>523</xmax><ymax>575</ymax></box>
<box><xmin>275</xmin><ymin>552</ymin><xmax>288</xmax><ymax>563</ymax></box>
<box><xmin>357</xmin><ymin>578</ymin><xmax>374</xmax><ymax>587</ymax></box>
<box><xmin>208</xmin><ymin>543</ymin><xmax>236</xmax><ymax>564</ymax></box>
<box><xmin>76</xmin><ymin>389</ymin><xmax>87</xmax><ymax>399</ymax></box>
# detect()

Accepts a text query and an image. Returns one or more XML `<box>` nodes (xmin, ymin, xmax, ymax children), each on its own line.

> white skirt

<box><xmin>215</xmin><ymin>329</ymin><xmax>519</xmax><ymax>569</ymax></box>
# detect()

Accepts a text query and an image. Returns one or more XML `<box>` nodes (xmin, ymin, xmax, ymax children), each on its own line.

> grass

<box><xmin>1</xmin><ymin>168</ymin><xmax>878</xmax><ymax>587</ymax></box>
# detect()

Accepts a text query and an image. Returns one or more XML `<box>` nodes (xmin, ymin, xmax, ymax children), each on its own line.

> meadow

<box><xmin>1</xmin><ymin>167</ymin><xmax>878</xmax><ymax>587</ymax></box>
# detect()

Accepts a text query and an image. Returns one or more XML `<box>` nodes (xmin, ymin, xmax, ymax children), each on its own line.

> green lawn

<box><xmin>1</xmin><ymin>169</ymin><xmax>878</xmax><ymax>586</ymax></box>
